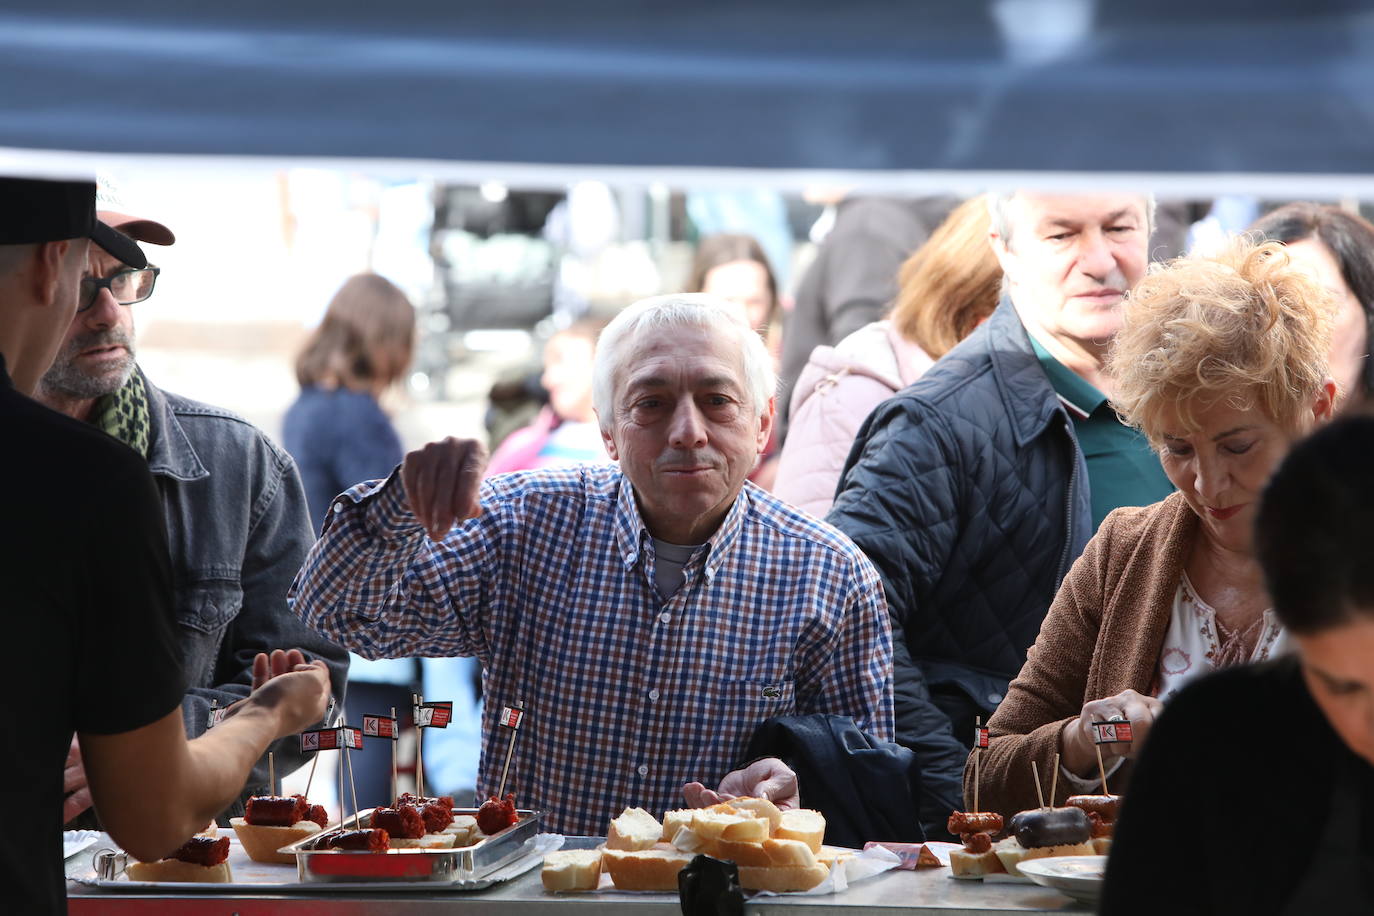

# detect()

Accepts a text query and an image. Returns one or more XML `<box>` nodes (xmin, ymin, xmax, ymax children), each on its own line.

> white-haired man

<box><xmin>827</xmin><ymin>192</ymin><xmax>1174</xmax><ymax>839</ymax></box>
<box><xmin>291</xmin><ymin>294</ymin><xmax>893</xmax><ymax>835</ymax></box>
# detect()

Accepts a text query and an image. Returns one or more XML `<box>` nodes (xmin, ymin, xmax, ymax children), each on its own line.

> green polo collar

<box><xmin>1029</xmin><ymin>335</ymin><xmax>1107</xmax><ymax>420</ymax></box>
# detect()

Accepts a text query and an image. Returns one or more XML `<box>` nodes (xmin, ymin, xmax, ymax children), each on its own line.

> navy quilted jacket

<box><xmin>827</xmin><ymin>298</ymin><xmax>1092</xmax><ymax>837</ymax></box>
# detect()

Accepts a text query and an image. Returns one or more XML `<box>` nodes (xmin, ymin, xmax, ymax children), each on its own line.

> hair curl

<box><xmin>1108</xmin><ymin>237</ymin><xmax>1335</xmax><ymax>442</ymax></box>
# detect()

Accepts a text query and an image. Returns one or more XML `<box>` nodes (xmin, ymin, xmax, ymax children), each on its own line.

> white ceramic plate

<box><xmin>1016</xmin><ymin>855</ymin><xmax>1108</xmax><ymax>904</ymax></box>
<box><xmin>63</xmin><ymin>830</ymin><xmax>102</xmax><ymax>860</ymax></box>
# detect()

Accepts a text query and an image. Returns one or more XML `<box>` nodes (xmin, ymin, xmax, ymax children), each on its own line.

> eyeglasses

<box><xmin>78</xmin><ymin>266</ymin><xmax>160</xmax><ymax>312</ymax></box>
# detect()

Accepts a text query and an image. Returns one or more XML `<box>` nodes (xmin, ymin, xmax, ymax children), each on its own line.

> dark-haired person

<box><xmin>1250</xmin><ymin>202</ymin><xmax>1374</xmax><ymax>402</ymax></box>
<box><xmin>1</xmin><ymin>176</ymin><xmax>331</xmax><ymax>914</ymax></box>
<box><xmin>36</xmin><ymin>184</ymin><xmax>348</xmax><ymax>826</ymax></box>
<box><xmin>1102</xmin><ymin>414</ymin><xmax>1374</xmax><ymax>914</ymax></box>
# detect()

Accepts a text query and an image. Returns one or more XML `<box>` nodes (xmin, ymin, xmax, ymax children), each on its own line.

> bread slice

<box><xmin>715</xmin><ymin>838</ymin><xmax>774</xmax><ymax>867</ymax></box>
<box><xmin>762</xmin><ymin>838</ymin><xmax>819</xmax><ymax>868</ymax></box>
<box><xmin>1091</xmin><ymin>836</ymin><xmax>1112</xmax><ymax>856</ymax></box>
<box><xmin>992</xmin><ymin>836</ymin><xmax>1096</xmax><ymax>877</ymax></box>
<box><xmin>737</xmin><ymin>863</ymin><xmax>829</xmax><ymax>892</ymax></box>
<box><xmin>126</xmin><ymin>859</ymin><xmax>233</xmax><ymax>883</ymax></box>
<box><xmin>691</xmin><ymin>810</ymin><xmax>769</xmax><ymax>844</ymax></box>
<box><xmin>230</xmin><ymin>817</ymin><xmax>321</xmax><ymax>864</ymax></box>
<box><xmin>727</xmin><ymin>797</ymin><xmax>783</xmax><ymax>833</ymax></box>
<box><xmin>669</xmin><ymin>826</ymin><xmax>707</xmax><ymax>854</ymax></box>
<box><xmin>774</xmin><ymin>809</ymin><xmax>825</xmax><ymax>853</ymax></box>
<box><xmin>704</xmin><ymin>801</ymin><xmax>745</xmax><ymax>814</ymax></box>
<box><xmin>949</xmin><ymin>847</ymin><xmax>1006</xmax><ymax>877</ymax></box>
<box><xmin>541</xmin><ymin>849</ymin><xmax>603</xmax><ymax>892</ymax></box>
<box><xmin>815</xmin><ymin>845</ymin><xmax>855</xmax><ymax>869</ymax></box>
<box><xmin>607</xmin><ymin>807</ymin><xmax>663</xmax><ymax>851</ymax></box>
<box><xmin>661</xmin><ymin>809</ymin><xmax>696</xmax><ymax>841</ymax></box>
<box><xmin>445</xmin><ymin>814</ymin><xmax>477</xmax><ymax>846</ymax></box>
<box><xmin>603</xmin><ymin>847</ymin><xmax>695</xmax><ymax>891</ymax></box>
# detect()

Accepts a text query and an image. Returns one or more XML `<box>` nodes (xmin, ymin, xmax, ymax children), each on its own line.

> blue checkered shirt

<box><xmin>290</xmin><ymin>464</ymin><xmax>893</xmax><ymax>836</ymax></box>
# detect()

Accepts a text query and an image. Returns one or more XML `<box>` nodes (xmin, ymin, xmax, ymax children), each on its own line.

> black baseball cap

<box><xmin>0</xmin><ymin>177</ymin><xmax>147</xmax><ymax>269</ymax></box>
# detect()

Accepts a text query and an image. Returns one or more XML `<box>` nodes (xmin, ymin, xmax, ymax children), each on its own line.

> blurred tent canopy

<box><xmin>3</xmin><ymin>0</ymin><xmax>1373</xmax><ymax>188</ymax></box>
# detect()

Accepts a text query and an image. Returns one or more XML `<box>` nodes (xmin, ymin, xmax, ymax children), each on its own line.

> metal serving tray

<box><xmin>279</xmin><ymin>808</ymin><xmax>543</xmax><ymax>884</ymax></box>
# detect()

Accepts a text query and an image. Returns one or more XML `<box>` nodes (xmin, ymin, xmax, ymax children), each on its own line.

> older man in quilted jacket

<box><xmin>827</xmin><ymin>192</ymin><xmax>1174</xmax><ymax>839</ymax></box>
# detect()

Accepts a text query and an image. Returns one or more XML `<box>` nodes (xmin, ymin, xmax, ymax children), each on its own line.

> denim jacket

<box><xmin>146</xmin><ymin>377</ymin><xmax>349</xmax><ymax>813</ymax></box>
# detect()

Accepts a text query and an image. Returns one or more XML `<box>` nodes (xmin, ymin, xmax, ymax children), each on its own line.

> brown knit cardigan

<box><xmin>965</xmin><ymin>491</ymin><xmax>1200</xmax><ymax>819</ymax></box>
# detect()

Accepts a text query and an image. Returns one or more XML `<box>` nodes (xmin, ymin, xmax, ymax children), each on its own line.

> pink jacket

<box><xmin>773</xmin><ymin>321</ymin><xmax>934</xmax><ymax>518</ymax></box>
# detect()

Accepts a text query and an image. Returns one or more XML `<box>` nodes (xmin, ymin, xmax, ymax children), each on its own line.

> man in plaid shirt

<box><xmin>291</xmin><ymin>294</ymin><xmax>893</xmax><ymax>836</ymax></box>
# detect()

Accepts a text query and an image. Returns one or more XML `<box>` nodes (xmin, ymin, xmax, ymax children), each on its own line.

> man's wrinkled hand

<box><xmin>681</xmin><ymin>757</ymin><xmax>799</xmax><ymax>810</ymax></box>
<box><xmin>400</xmin><ymin>437</ymin><xmax>488</xmax><ymax>541</ymax></box>
<box><xmin>63</xmin><ymin>736</ymin><xmax>93</xmax><ymax>824</ymax></box>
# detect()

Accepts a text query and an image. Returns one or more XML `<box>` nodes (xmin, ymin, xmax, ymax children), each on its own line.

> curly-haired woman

<box><xmin>970</xmin><ymin>237</ymin><xmax>1338</xmax><ymax>818</ymax></box>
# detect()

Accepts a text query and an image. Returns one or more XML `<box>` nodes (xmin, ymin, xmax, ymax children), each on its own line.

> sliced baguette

<box><xmin>669</xmin><ymin>826</ymin><xmax>707</xmax><ymax>854</ymax></box>
<box><xmin>691</xmin><ymin>810</ymin><xmax>769</xmax><ymax>844</ymax></box>
<box><xmin>815</xmin><ymin>845</ymin><xmax>854</xmax><ymax>869</ymax></box>
<box><xmin>229</xmin><ymin>817</ymin><xmax>321</xmax><ymax>865</ymax></box>
<box><xmin>705</xmin><ymin>801</ymin><xmax>746</xmax><ymax>814</ymax></box>
<box><xmin>661</xmin><ymin>809</ymin><xmax>696</xmax><ymax>841</ymax></box>
<box><xmin>774</xmin><ymin>809</ymin><xmax>825</xmax><ymax>853</ymax></box>
<box><xmin>727</xmin><ymin>797</ymin><xmax>782</xmax><ymax>834</ymax></box>
<box><xmin>762</xmin><ymin>838</ymin><xmax>819</xmax><ymax>868</ymax></box>
<box><xmin>607</xmin><ymin>807</ymin><xmax>663</xmax><ymax>851</ymax></box>
<box><xmin>737</xmin><ymin>863</ymin><xmax>829</xmax><ymax>892</ymax></box>
<box><xmin>949</xmin><ymin>847</ymin><xmax>1006</xmax><ymax>877</ymax></box>
<box><xmin>447</xmin><ymin>825</ymin><xmax>475</xmax><ymax>847</ymax></box>
<box><xmin>126</xmin><ymin>859</ymin><xmax>232</xmax><ymax>883</ymax></box>
<box><xmin>603</xmin><ymin>847</ymin><xmax>695</xmax><ymax>891</ymax></box>
<box><xmin>992</xmin><ymin>836</ymin><xmax>1096</xmax><ymax>878</ymax></box>
<box><xmin>541</xmin><ymin>849</ymin><xmax>603</xmax><ymax>892</ymax></box>
<box><xmin>715</xmin><ymin>838</ymin><xmax>774</xmax><ymax>867</ymax></box>
<box><xmin>445</xmin><ymin>815</ymin><xmax>477</xmax><ymax>846</ymax></box>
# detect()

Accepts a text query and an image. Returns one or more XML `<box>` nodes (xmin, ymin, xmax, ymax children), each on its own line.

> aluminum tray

<box><xmin>279</xmin><ymin>807</ymin><xmax>543</xmax><ymax>884</ymax></box>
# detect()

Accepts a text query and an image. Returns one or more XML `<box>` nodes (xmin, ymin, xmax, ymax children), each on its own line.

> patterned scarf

<box><xmin>92</xmin><ymin>367</ymin><xmax>151</xmax><ymax>457</ymax></box>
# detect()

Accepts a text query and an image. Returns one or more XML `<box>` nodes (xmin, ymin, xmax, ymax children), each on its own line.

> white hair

<box><xmin>592</xmin><ymin>293</ymin><xmax>776</xmax><ymax>430</ymax></box>
<box><xmin>987</xmin><ymin>192</ymin><xmax>1157</xmax><ymax>247</ymax></box>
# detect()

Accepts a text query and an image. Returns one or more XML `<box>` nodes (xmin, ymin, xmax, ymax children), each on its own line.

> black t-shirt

<box><xmin>0</xmin><ymin>357</ymin><xmax>185</xmax><ymax>913</ymax></box>
<box><xmin>1102</xmin><ymin>655</ymin><xmax>1374</xmax><ymax>915</ymax></box>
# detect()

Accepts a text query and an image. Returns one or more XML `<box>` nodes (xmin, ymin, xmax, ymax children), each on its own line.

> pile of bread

<box><xmin>542</xmin><ymin>798</ymin><xmax>841</xmax><ymax>893</ymax></box>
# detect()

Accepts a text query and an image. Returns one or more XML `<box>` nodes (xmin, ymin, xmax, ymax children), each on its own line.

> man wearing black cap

<box><xmin>0</xmin><ymin>176</ymin><xmax>333</xmax><ymax>913</ymax></box>
<box><xmin>38</xmin><ymin>179</ymin><xmax>349</xmax><ymax>829</ymax></box>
